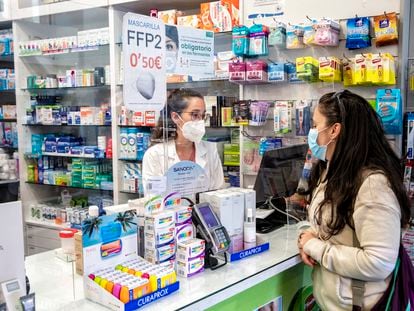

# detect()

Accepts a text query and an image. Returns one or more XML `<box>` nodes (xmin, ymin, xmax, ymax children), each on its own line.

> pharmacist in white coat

<box><xmin>142</xmin><ymin>89</ymin><xmax>224</xmax><ymax>195</ymax></box>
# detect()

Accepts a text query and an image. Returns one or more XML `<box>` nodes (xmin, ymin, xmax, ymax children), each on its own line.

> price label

<box><xmin>123</xmin><ymin>13</ymin><xmax>166</xmax><ymax>112</ymax></box>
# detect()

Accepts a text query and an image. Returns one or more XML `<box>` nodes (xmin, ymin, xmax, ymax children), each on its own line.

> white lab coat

<box><xmin>142</xmin><ymin>140</ymin><xmax>224</xmax><ymax>195</ymax></box>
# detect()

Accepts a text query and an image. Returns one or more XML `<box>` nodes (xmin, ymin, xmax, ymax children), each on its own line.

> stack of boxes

<box><xmin>200</xmin><ymin>188</ymin><xmax>256</xmax><ymax>253</ymax></box>
<box><xmin>176</xmin><ymin>238</ymin><xmax>205</xmax><ymax>277</ymax></box>
<box><xmin>144</xmin><ymin>211</ymin><xmax>176</xmax><ymax>266</ymax></box>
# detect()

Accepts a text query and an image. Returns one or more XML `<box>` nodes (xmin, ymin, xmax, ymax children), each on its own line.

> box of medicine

<box><xmin>158</xmin><ymin>10</ymin><xmax>178</xmax><ymax>25</ymax></box>
<box><xmin>176</xmin><ymin>256</ymin><xmax>205</xmax><ymax>277</ymax></box>
<box><xmin>175</xmin><ymin>223</ymin><xmax>194</xmax><ymax>244</ymax></box>
<box><xmin>246</xmin><ymin>60</ymin><xmax>268</xmax><ymax>82</ymax></box>
<box><xmin>145</xmin><ymin>242</ymin><xmax>176</xmax><ymax>264</ymax></box>
<box><xmin>177</xmin><ymin>15</ymin><xmax>201</xmax><ymax>28</ymax></box>
<box><xmin>172</xmin><ymin>206</ymin><xmax>192</xmax><ymax>225</ymax></box>
<box><xmin>144</xmin><ymin>111</ymin><xmax>156</xmax><ymax>127</ymax></box>
<box><xmin>144</xmin><ymin>226</ymin><xmax>175</xmax><ymax>248</ymax></box>
<box><xmin>200</xmin><ymin>1</ymin><xmax>221</xmax><ymax>32</ymax></box>
<box><xmin>145</xmin><ymin>210</ymin><xmax>175</xmax><ymax>231</ymax></box>
<box><xmin>228</xmin><ymin>187</ymin><xmax>256</xmax><ymax>219</ymax></box>
<box><xmin>229</xmin><ymin>61</ymin><xmax>246</xmax><ymax>82</ymax></box>
<box><xmin>176</xmin><ymin>238</ymin><xmax>205</xmax><ymax>261</ymax></box>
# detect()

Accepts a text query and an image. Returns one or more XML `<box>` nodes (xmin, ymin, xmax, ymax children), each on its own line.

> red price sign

<box><xmin>129</xmin><ymin>53</ymin><xmax>162</xmax><ymax>69</ymax></box>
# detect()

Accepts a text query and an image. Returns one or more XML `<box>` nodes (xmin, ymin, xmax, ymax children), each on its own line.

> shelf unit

<box><xmin>0</xmin><ymin>20</ymin><xmax>18</xmax><ymax>203</ymax></box>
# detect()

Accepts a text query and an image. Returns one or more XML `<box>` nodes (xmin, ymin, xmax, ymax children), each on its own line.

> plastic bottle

<box><xmin>243</xmin><ymin>207</ymin><xmax>256</xmax><ymax>249</ymax></box>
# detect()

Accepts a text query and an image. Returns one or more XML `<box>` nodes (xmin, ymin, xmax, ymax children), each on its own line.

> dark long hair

<box><xmin>151</xmin><ymin>88</ymin><xmax>204</xmax><ymax>142</ymax></box>
<box><xmin>308</xmin><ymin>90</ymin><xmax>410</xmax><ymax>238</ymax></box>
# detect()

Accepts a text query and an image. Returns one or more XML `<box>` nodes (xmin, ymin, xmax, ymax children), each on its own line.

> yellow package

<box><xmin>342</xmin><ymin>58</ymin><xmax>356</xmax><ymax>86</ymax></box>
<box><xmin>354</xmin><ymin>54</ymin><xmax>371</xmax><ymax>85</ymax></box>
<box><xmin>374</xmin><ymin>12</ymin><xmax>398</xmax><ymax>47</ymax></box>
<box><xmin>319</xmin><ymin>57</ymin><xmax>342</xmax><ymax>82</ymax></box>
<box><xmin>367</xmin><ymin>53</ymin><xmax>396</xmax><ymax>86</ymax></box>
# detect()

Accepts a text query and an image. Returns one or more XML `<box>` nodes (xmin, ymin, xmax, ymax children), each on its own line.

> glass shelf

<box><xmin>118</xmin><ymin>124</ymin><xmax>155</xmax><ymax>128</ymax></box>
<box><xmin>23</xmin><ymin>123</ymin><xmax>111</xmax><ymax>127</ymax></box>
<box><xmin>119</xmin><ymin>158</ymin><xmax>142</xmax><ymax>162</ymax></box>
<box><xmin>19</xmin><ymin>44</ymin><xmax>109</xmax><ymax>58</ymax></box>
<box><xmin>26</xmin><ymin>181</ymin><xmax>113</xmax><ymax>192</ymax></box>
<box><xmin>22</xmin><ymin>85</ymin><xmax>110</xmax><ymax>92</ymax></box>
<box><xmin>24</xmin><ymin>152</ymin><xmax>109</xmax><ymax>159</ymax></box>
<box><xmin>119</xmin><ymin>190</ymin><xmax>143</xmax><ymax>196</ymax></box>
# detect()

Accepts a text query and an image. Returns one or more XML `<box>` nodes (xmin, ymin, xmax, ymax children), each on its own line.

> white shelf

<box><xmin>26</xmin><ymin>218</ymin><xmax>69</xmax><ymax>230</ymax></box>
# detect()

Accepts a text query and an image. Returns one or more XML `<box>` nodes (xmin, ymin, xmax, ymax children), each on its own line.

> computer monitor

<box><xmin>254</xmin><ymin>144</ymin><xmax>308</xmax><ymax>205</ymax></box>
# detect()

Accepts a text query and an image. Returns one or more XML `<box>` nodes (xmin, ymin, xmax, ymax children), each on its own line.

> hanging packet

<box><xmin>268</xmin><ymin>22</ymin><xmax>286</xmax><ymax>47</ymax></box>
<box><xmin>376</xmin><ymin>88</ymin><xmax>402</xmax><ymax>135</ymax></box>
<box><xmin>295</xmin><ymin>100</ymin><xmax>312</xmax><ymax>136</ymax></box>
<box><xmin>232</xmin><ymin>25</ymin><xmax>249</xmax><ymax>56</ymax></box>
<box><xmin>342</xmin><ymin>58</ymin><xmax>356</xmax><ymax>86</ymax></box>
<box><xmin>249</xmin><ymin>24</ymin><xmax>269</xmax><ymax>56</ymax></box>
<box><xmin>268</xmin><ymin>62</ymin><xmax>287</xmax><ymax>82</ymax></box>
<box><xmin>286</xmin><ymin>24</ymin><xmax>305</xmax><ymax>49</ymax></box>
<box><xmin>303</xmin><ymin>22</ymin><xmax>317</xmax><ymax>46</ymax></box>
<box><xmin>353</xmin><ymin>54</ymin><xmax>370</xmax><ymax>85</ymax></box>
<box><xmin>374</xmin><ymin>12</ymin><xmax>398</xmax><ymax>47</ymax></box>
<box><xmin>319</xmin><ymin>56</ymin><xmax>342</xmax><ymax>82</ymax></box>
<box><xmin>346</xmin><ymin>17</ymin><xmax>371</xmax><ymax>49</ymax></box>
<box><xmin>314</xmin><ymin>18</ymin><xmax>340</xmax><ymax>46</ymax></box>
<box><xmin>296</xmin><ymin>56</ymin><xmax>319</xmax><ymax>82</ymax></box>
<box><xmin>286</xmin><ymin>62</ymin><xmax>303</xmax><ymax>83</ymax></box>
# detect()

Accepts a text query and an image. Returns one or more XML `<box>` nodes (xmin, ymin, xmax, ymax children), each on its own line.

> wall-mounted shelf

<box><xmin>19</xmin><ymin>44</ymin><xmax>109</xmax><ymax>58</ymax></box>
<box><xmin>26</xmin><ymin>181</ymin><xmax>113</xmax><ymax>192</ymax></box>
<box><xmin>23</xmin><ymin>123</ymin><xmax>111</xmax><ymax>127</ymax></box>
<box><xmin>22</xmin><ymin>85</ymin><xmax>110</xmax><ymax>92</ymax></box>
<box><xmin>24</xmin><ymin>152</ymin><xmax>109</xmax><ymax>159</ymax></box>
<box><xmin>0</xmin><ymin>118</ymin><xmax>16</xmax><ymax>122</ymax></box>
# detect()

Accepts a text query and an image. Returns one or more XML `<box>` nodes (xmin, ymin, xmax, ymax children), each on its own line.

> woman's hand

<box><xmin>298</xmin><ymin>231</ymin><xmax>318</xmax><ymax>268</ymax></box>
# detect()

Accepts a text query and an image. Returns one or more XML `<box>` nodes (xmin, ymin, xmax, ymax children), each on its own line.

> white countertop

<box><xmin>25</xmin><ymin>224</ymin><xmax>301</xmax><ymax>311</ymax></box>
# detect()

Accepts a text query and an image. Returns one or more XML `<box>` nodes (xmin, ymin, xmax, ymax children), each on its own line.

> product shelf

<box><xmin>119</xmin><ymin>190</ymin><xmax>143</xmax><ymax>196</ymax></box>
<box><xmin>22</xmin><ymin>85</ymin><xmax>110</xmax><ymax>92</ymax></box>
<box><xmin>0</xmin><ymin>55</ymin><xmax>14</xmax><ymax>63</ymax></box>
<box><xmin>0</xmin><ymin>118</ymin><xmax>16</xmax><ymax>122</ymax></box>
<box><xmin>26</xmin><ymin>181</ymin><xmax>113</xmax><ymax>192</ymax></box>
<box><xmin>118</xmin><ymin>158</ymin><xmax>142</xmax><ymax>162</ymax></box>
<box><xmin>0</xmin><ymin>179</ymin><xmax>19</xmax><ymax>185</ymax></box>
<box><xmin>0</xmin><ymin>145</ymin><xmax>17</xmax><ymax>150</ymax></box>
<box><xmin>19</xmin><ymin>44</ymin><xmax>109</xmax><ymax>58</ymax></box>
<box><xmin>24</xmin><ymin>152</ymin><xmax>110</xmax><ymax>159</ymax></box>
<box><xmin>23</xmin><ymin>123</ymin><xmax>111</xmax><ymax>127</ymax></box>
<box><xmin>25</xmin><ymin>218</ymin><xmax>69</xmax><ymax>230</ymax></box>
<box><xmin>0</xmin><ymin>89</ymin><xmax>15</xmax><ymax>94</ymax></box>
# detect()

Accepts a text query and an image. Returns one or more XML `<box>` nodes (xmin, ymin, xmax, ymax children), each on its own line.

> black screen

<box><xmin>254</xmin><ymin>144</ymin><xmax>308</xmax><ymax>204</ymax></box>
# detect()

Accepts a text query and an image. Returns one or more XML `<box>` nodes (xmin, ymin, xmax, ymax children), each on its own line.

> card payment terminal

<box><xmin>192</xmin><ymin>203</ymin><xmax>231</xmax><ymax>255</ymax></box>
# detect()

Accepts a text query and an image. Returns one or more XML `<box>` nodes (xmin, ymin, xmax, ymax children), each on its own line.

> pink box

<box><xmin>246</xmin><ymin>61</ymin><xmax>268</xmax><ymax>82</ymax></box>
<box><xmin>229</xmin><ymin>62</ymin><xmax>246</xmax><ymax>81</ymax></box>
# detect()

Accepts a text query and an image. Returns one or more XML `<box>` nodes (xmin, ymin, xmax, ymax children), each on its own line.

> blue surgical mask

<box><xmin>307</xmin><ymin>127</ymin><xmax>332</xmax><ymax>161</ymax></box>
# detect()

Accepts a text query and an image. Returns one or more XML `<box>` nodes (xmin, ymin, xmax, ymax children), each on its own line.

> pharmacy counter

<box><xmin>25</xmin><ymin>224</ymin><xmax>312</xmax><ymax>311</ymax></box>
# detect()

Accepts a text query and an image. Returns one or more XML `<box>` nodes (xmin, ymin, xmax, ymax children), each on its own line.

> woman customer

<box><xmin>297</xmin><ymin>90</ymin><xmax>411</xmax><ymax>310</ymax></box>
<box><xmin>142</xmin><ymin>88</ymin><xmax>224</xmax><ymax>195</ymax></box>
